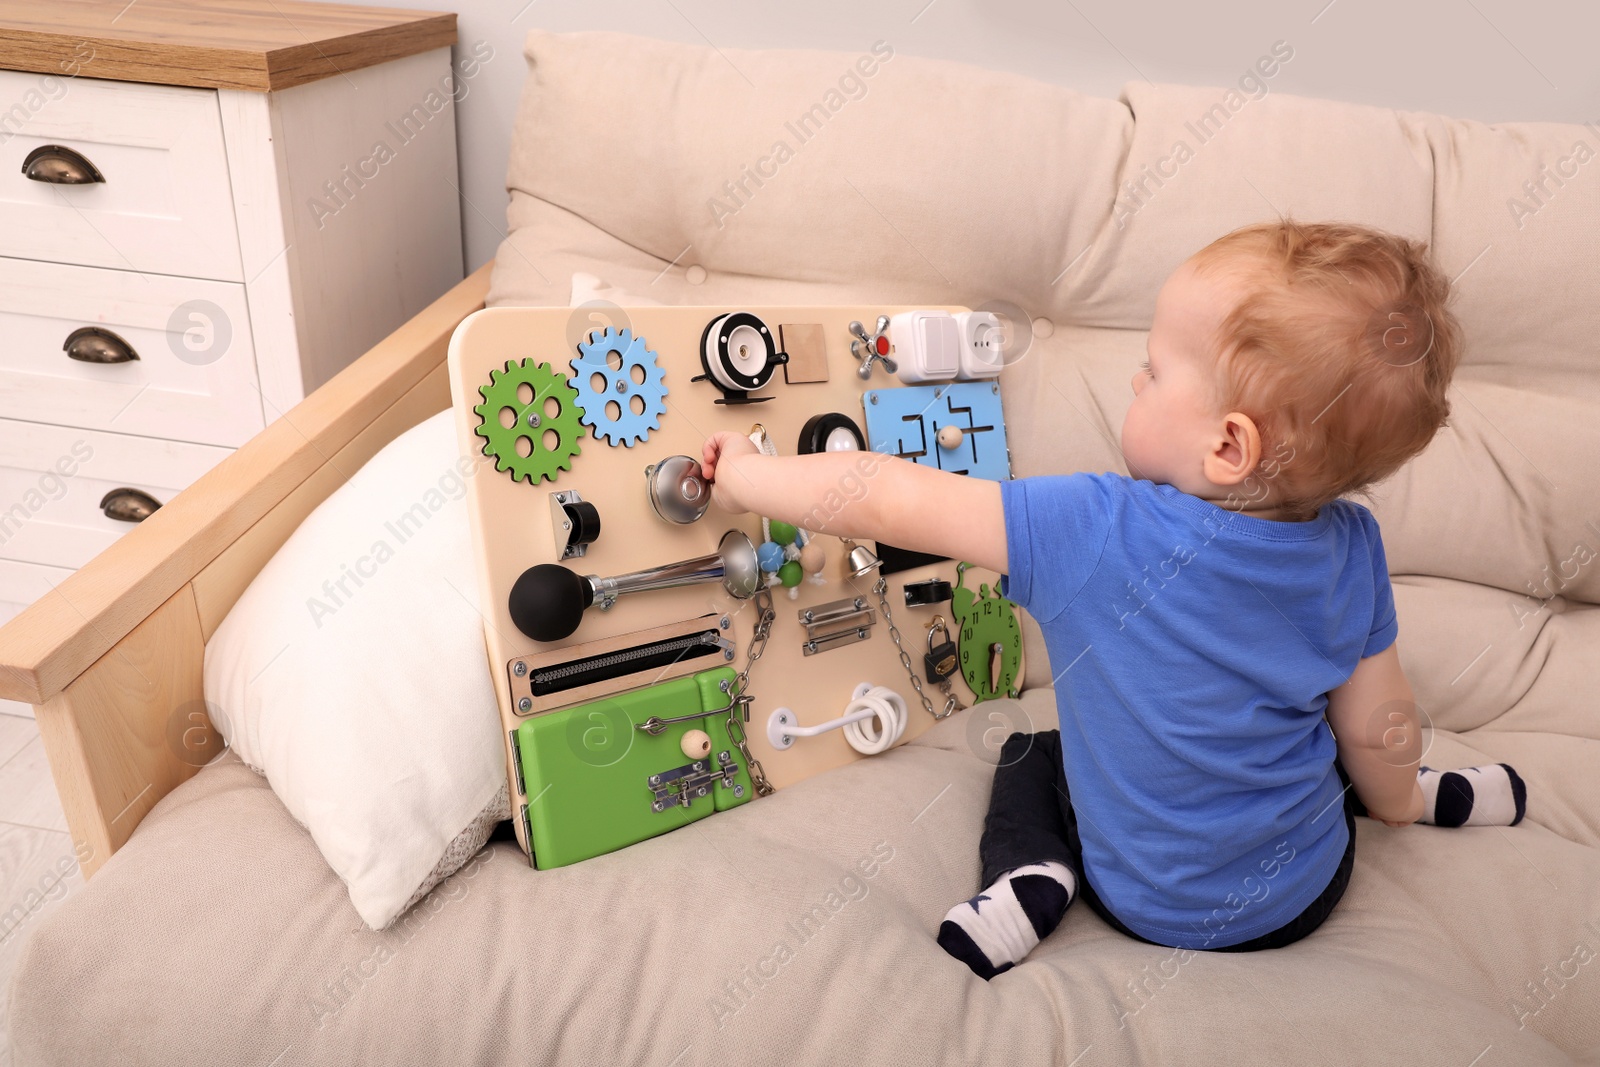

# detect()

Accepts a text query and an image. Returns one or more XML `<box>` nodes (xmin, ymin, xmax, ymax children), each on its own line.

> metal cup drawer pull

<box><xmin>63</xmin><ymin>326</ymin><xmax>139</xmax><ymax>364</ymax></box>
<box><xmin>99</xmin><ymin>488</ymin><xmax>162</xmax><ymax>523</ymax></box>
<box><xmin>21</xmin><ymin>144</ymin><xmax>105</xmax><ymax>185</ymax></box>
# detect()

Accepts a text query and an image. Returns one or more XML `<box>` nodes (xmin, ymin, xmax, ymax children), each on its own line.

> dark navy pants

<box><xmin>978</xmin><ymin>730</ymin><xmax>1358</xmax><ymax>952</ymax></box>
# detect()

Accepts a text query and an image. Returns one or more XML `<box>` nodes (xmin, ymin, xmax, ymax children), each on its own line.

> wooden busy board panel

<box><xmin>446</xmin><ymin>305</ymin><xmax>1017</xmax><ymax>856</ymax></box>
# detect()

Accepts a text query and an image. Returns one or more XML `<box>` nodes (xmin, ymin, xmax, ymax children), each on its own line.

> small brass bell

<box><xmin>842</xmin><ymin>538</ymin><xmax>882</xmax><ymax>579</ymax></box>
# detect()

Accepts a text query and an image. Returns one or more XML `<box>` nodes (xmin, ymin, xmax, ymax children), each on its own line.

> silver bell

<box><xmin>645</xmin><ymin>455</ymin><xmax>711</xmax><ymax>525</ymax></box>
<box><xmin>842</xmin><ymin>538</ymin><xmax>882</xmax><ymax>578</ymax></box>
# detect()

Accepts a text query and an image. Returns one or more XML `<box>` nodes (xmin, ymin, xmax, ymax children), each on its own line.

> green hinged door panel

<box><xmin>516</xmin><ymin>667</ymin><xmax>754</xmax><ymax>869</ymax></box>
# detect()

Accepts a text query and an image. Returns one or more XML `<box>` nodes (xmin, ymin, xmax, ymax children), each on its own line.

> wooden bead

<box><xmin>681</xmin><ymin>729</ymin><xmax>712</xmax><ymax>760</ymax></box>
<box><xmin>936</xmin><ymin>424</ymin><xmax>963</xmax><ymax>450</ymax></box>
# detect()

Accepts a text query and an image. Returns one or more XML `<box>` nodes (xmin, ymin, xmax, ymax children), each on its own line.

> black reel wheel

<box><xmin>695</xmin><ymin>312</ymin><xmax>788</xmax><ymax>404</ymax></box>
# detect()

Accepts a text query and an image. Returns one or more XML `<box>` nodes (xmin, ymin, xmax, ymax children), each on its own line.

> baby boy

<box><xmin>700</xmin><ymin>219</ymin><xmax>1526</xmax><ymax>977</ymax></box>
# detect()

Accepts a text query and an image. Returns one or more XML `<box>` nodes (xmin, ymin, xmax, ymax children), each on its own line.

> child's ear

<box><xmin>1204</xmin><ymin>411</ymin><xmax>1263</xmax><ymax>486</ymax></box>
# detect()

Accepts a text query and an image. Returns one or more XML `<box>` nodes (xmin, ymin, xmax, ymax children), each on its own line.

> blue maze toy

<box><xmin>862</xmin><ymin>382</ymin><xmax>1012</xmax><ymax>481</ymax></box>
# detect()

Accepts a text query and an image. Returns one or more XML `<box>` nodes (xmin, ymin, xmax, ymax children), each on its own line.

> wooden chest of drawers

<box><xmin>0</xmin><ymin>0</ymin><xmax>464</xmax><ymax>714</ymax></box>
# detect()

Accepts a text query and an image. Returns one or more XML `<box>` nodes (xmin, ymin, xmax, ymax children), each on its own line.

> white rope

<box><xmin>841</xmin><ymin>683</ymin><xmax>909</xmax><ymax>755</ymax></box>
<box><xmin>764</xmin><ymin>682</ymin><xmax>909</xmax><ymax>756</ymax></box>
<box><xmin>748</xmin><ymin>424</ymin><xmax>778</xmax><ymax>546</ymax></box>
<box><xmin>747</xmin><ymin>425</ymin><xmax>809</xmax><ymax>588</ymax></box>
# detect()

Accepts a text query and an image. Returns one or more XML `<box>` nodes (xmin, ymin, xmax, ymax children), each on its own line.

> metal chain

<box><xmin>723</xmin><ymin>585</ymin><xmax>776</xmax><ymax>796</ymax></box>
<box><xmin>873</xmin><ymin>576</ymin><xmax>962</xmax><ymax>720</ymax></box>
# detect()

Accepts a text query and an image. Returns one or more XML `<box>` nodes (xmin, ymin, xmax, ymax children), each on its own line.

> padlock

<box><xmin>924</xmin><ymin>615</ymin><xmax>958</xmax><ymax>684</ymax></box>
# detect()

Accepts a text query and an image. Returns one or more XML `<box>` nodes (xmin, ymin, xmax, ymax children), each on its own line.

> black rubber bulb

<box><xmin>508</xmin><ymin>564</ymin><xmax>594</xmax><ymax>642</ymax></box>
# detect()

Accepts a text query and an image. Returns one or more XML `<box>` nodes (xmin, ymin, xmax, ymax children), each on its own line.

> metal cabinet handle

<box><xmin>100</xmin><ymin>488</ymin><xmax>162</xmax><ymax>523</ymax></box>
<box><xmin>63</xmin><ymin>326</ymin><xmax>139</xmax><ymax>364</ymax></box>
<box><xmin>21</xmin><ymin>144</ymin><xmax>105</xmax><ymax>184</ymax></box>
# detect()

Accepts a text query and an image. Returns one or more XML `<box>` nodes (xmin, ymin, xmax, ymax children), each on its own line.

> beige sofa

<box><xmin>9</xmin><ymin>29</ymin><xmax>1600</xmax><ymax>1066</ymax></box>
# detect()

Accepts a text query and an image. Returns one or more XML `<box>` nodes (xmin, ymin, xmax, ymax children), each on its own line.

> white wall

<box><xmin>340</xmin><ymin>0</ymin><xmax>1600</xmax><ymax>273</ymax></box>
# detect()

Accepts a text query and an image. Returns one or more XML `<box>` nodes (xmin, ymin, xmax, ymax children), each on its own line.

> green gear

<box><xmin>472</xmin><ymin>358</ymin><xmax>586</xmax><ymax>484</ymax></box>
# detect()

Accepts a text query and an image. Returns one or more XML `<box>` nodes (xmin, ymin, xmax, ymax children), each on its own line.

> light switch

<box><xmin>889</xmin><ymin>310</ymin><xmax>961</xmax><ymax>383</ymax></box>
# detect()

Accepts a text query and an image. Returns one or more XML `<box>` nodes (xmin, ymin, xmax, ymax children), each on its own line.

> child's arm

<box><xmin>701</xmin><ymin>431</ymin><xmax>1008</xmax><ymax>575</ymax></box>
<box><xmin>1324</xmin><ymin>642</ymin><xmax>1426</xmax><ymax>826</ymax></box>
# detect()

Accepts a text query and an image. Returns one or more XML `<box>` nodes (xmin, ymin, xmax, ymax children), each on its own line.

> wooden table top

<box><xmin>0</xmin><ymin>0</ymin><xmax>456</xmax><ymax>92</ymax></box>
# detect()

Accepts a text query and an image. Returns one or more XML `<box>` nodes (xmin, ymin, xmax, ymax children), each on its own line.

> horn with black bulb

<box><xmin>509</xmin><ymin>529</ymin><xmax>762</xmax><ymax>642</ymax></box>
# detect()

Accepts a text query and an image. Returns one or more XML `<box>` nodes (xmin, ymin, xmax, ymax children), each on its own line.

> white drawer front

<box><xmin>0</xmin><ymin>72</ymin><xmax>242</xmax><ymax>281</ymax></box>
<box><xmin>0</xmin><ymin>420</ymin><xmax>230</xmax><ymax>571</ymax></box>
<box><xmin>0</xmin><ymin>257</ymin><xmax>264</xmax><ymax>448</ymax></box>
<box><xmin>0</xmin><ymin>558</ymin><xmax>72</xmax><ymax>717</ymax></box>
<box><xmin>0</xmin><ymin>557</ymin><xmax>72</xmax><ymax>621</ymax></box>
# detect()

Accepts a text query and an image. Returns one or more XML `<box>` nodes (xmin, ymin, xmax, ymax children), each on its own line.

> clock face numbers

<box><xmin>952</xmin><ymin>563</ymin><xmax>1022</xmax><ymax>703</ymax></box>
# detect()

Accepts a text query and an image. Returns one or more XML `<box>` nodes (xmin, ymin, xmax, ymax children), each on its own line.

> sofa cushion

<box><xmin>10</xmin><ymin>697</ymin><xmax>1598</xmax><ymax>1066</ymax></box>
<box><xmin>496</xmin><ymin>33</ymin><xmax>1129</xmax><ymax>318</ymax></box>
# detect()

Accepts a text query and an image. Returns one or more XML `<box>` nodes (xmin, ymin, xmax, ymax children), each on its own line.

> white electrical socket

<box><xmin>889</xmin><ymin>310</ymin><xmax>961</xmax><ymax>383</ymax></box>
<box><xmin>955</xmin><ymin>311</ymin><xmax>1005</xmax><ymax>379</ymax></box>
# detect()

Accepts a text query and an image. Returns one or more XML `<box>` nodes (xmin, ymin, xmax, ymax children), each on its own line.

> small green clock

<box><xmin>951</xmin><ymin>561</ymin><xmax>1023</xmax><ymax>702</ymax></box>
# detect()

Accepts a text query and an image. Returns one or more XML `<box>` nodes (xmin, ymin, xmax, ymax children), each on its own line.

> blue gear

<box><xmin>570</xmin><ymin>327</ymin><xmax>668</xmax><ymax>447</ymax></box>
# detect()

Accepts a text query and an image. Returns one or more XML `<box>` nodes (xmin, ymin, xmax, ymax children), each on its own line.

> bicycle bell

<box><xmin>646</xmin><ymin>454</ymin><xmax>712</xmax><ymax>524</ymax></box>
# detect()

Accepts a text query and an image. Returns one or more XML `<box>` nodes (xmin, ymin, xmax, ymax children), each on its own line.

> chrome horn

<box><xmin>509</xmin><ymin>529</ymin><xmax>761</xmax><ymax>642</ymax></box>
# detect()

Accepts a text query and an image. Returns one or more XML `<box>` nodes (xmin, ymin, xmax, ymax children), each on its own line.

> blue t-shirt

<box><xmin>999</xmin><ymin>472</ymin><xmax>1398</xmax><ymax>949</ymax></box>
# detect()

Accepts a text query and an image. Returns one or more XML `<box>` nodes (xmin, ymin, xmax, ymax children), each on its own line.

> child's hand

<box><xmin>1376</xmin><ymin>780</ymin><xmax>1426</xmax><ymax>828</ymax></box>
<box><xmin>701</xmin><ymin>431</ymin><xmax>760</xmax><ymax>513</ymax></box>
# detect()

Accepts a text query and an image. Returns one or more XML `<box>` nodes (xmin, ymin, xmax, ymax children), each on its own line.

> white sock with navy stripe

<box><xmin>937</xmin><ymin>861</ymin><xmax>1076</xmax><ymax>980</ymax></box>
<box><xmin>1418</xmin><ymin>764</ymin><xmax>1527</xmax><ymax>827</ymax></box>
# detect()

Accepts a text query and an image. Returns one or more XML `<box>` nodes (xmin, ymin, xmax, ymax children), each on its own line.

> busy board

<box><xmin>446</xmin><ymin>304</ymin><xmax>1025</xmax><ymax>867</ymax></box>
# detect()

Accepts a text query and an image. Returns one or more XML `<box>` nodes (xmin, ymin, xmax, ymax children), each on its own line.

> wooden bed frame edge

<box><xmin>0</xmin><ymin>263</ymin><xmax>492</xmax><ymax>879</ymax></box>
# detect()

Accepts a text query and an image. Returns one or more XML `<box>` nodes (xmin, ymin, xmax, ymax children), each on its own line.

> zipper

<box><xmin>529</xmin><ymin>629</ymin><xmax>727</xmax><ymax>696</ymax></box>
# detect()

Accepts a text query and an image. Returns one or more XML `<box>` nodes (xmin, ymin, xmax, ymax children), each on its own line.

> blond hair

<box><xmin>1189</xmin><ymin>219</ymin><xmax>1463</xmax><ymax>520</ymax></box>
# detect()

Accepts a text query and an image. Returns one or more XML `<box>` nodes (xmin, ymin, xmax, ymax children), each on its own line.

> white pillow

<box><xmin>204</xmin><ymin>410</ymin><xmax>507</xmax><ymax>930</ymax></box>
